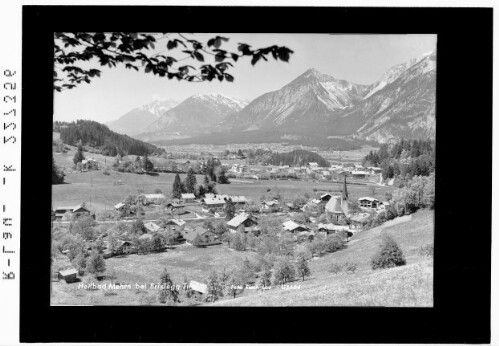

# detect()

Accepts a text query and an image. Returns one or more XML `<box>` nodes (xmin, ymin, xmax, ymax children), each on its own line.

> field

<box><xmin>211</xmin><ymin>209</ymin><xmax>434</xmax><ymax>307</ymax></box>
<box><xmin>50</xmin><ymin>244</ymin><xmax>259</xmax><ymax>306</ymax></box>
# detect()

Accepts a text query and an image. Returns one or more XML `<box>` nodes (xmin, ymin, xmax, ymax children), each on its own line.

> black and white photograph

<box><xmin>50</xmin><ymin>32</ymin><xmax>437</xmax><ymax>307</ymax></box>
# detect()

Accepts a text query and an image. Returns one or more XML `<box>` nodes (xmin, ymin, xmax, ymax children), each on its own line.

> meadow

<box><xmin>212</xmin><ymin>209</ymin><xmax>434</xmax><ymax>307</ymax></box>
<box><xmin>50</xmin><ymin>243</ymin><xmax>259</xmax><ymax>306</ymax></box>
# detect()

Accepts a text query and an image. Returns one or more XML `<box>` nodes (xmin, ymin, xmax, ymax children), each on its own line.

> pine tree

<box><xmin>73</xmin><ymin>144</ymin><xmax>85</xmax><ymax>165</ymax></box>
<box><xmin>52</xmin><ymin>157</ymin><xmax>64</xmax><ymax>184</ymax></box>
<box><xmin>184</xmin><ymin>168</ymin><xmax>197</xmax><ymax>193</ymax></box>
<box><xmin>142</xmin><ymin>154</ymin><xmax>154</xmax><ymax>172</ymax></box>
<box><xmin>224</xmin><ymin>198</ymin><xmax>236</xmax><ymax>220</ymax></box>
<box><xmin>217</xmin><ymin>169</ymin><xmax>229</xmax><ymax>184</ymax></box>
<box><xmin>172</xmin><ymin>173</ymin><xmax>183</xmax><ymax>199</ymax></box>
<box><xmin>158</xmin><ymin>268</ymin><xmax>179</xmax><ymax>304</ymax></box>
<box><xmin>295</xmin><ymin>256</ymin><xmax>311</xmax><ymax>281</ymax></box>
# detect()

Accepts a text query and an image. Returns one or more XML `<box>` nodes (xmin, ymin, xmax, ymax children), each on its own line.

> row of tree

<box><xmin>362</xmin><ymin>139</ymin><xmax>435</xmax><ymax>181</ymax></box>
<box><xmin>265</xmin><ymin>149</ymin><xmax>330</xmax><ymax>168</ymax></box>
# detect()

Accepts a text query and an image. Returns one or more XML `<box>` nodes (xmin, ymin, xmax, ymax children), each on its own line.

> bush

<box><xmin>417</xmin><ymin>244</ymin><xmax>434</xmax><ymax>257</ymax></box>
<box><xmin>344</xmin><ymin>262</ymin><xmax>358</xmax><ymax>274</ymax></box>
<box><xmin>371</xmin><ymin>234</ymin><xmax>406</xmax><ymax>270</ymax></box>
<box><xmin>328</xmin><ymin>262</ymin><xmax>344</xmax><ymax>275</ymax></box>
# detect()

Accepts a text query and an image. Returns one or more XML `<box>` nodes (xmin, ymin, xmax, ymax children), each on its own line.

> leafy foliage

<box><xmin>52</xmin><ymin>157</ymin><xmax>65</xmax><ymax>184</ymax></box>
<box><xmin>295</xmin><ymin>256</ymin><xmax>311</xmax><ymax>281</ymax></box>
<box><xmin>371</xmin><ymin>234</ymin><xmax>406</xmax><ymax>270</ymax></box>
<box><xmin>158</xmin><ymin>268</ymin><xmax>179</xmax><ymax>304</ymax></box>
<box><xmin>86</xmin><ymin>250</ymin><xmax>106</xmax><ymax>277</ymax></box>
<box><xmin>54</xmin><ymin>32</ymin><xmax>293</xmax><ymax>91</ymax></box>
<box><xmin>265</xmin><ymin>149</ymin><xmax>330</xmax><ymax>167</ymax></box>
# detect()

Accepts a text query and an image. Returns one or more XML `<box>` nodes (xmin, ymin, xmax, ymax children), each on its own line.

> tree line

<box><xmin>265</xmin><ymin>149</ymin><xmax>330</xmax><ymax>167</ymax></box>
<box><xmin>362</xmin><ymin>139</ymin><xmax>435</xmax><ymax>181</ymax></box>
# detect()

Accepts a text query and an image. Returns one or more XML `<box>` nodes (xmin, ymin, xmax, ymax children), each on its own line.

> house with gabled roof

<box><xmin>227</xmin><ymin>213</ymin><xmax>258</xmax><ymax>231</ymax></box>
<box><xmin>53</xmin><ymin>203</ymin><xmax>91</xmax><ymax>220</ymax></box>
<box><xmin>183</xmin><ymin>228</ymin><xmax>220</xmax><ymax>246</ymax></box>
<box><xmin>283</xmin><ymin>220</ymin><xmax>310</xmax><ymax>233</ymax></box>
<box><xmin>144</xmin><ymin>221</ymin><xmax>161</xmax><ymax>233</ymax></box>
<box><xmin>181</xmin><ymin>193</ymin><xmax>196</xmax><ymax>203</ymax></box>
<box><xmin>358</xmin><ymin>197</ymin><xmax>380</xmax><ymax>209</ymax></box>
<box><xmin>58</xmin><ymin>268</ymin><xmax>78</xmax><ymax>283</ymax></box>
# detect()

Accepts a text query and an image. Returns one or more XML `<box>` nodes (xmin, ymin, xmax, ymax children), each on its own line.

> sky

<box><xmin>53</xmin><ymin>34</ymin><xmax>436</xmax><ymax>123</ymax></box>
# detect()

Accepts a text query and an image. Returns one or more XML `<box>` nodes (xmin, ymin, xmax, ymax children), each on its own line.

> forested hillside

<box><xmin>265</xmin><ymin>149</ymin><xmax>330</xmax><ymax>167</ymax></box>
<box><xmin>54</xmin><ymin>120</ymin><xmax>163</xmax><ymax>157</ymax></box>
<box><xmin>362</xmin><ymin>139</ymin><xmax>435</xmax><ymax>180</ymax></box>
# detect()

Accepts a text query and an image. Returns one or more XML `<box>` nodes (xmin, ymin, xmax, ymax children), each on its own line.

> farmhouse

<box><xmin>163</xmin><ymin>218</ymin><xmax>186</xmax><ymax>228</ymax></box>
<box><xmin>143</xmin><ymin>194</ymin><xmax>166</xmax><ymax>205</ymax></box>
<box><xmin>144</xmin><ymin>222</ymin><xmax>161</xmax><ymax>233</ymax></box>
<box><xmin>181</xmin><ymin>193</ymin><xmax>196</xmax><ymax>203</ymax></box>
<box><xmin>261</xmin><ymin>200</ymin><xmax>279</xmax><ymax>210</ymax></box>
<box><xmin>229</xmin><ymin>196</ymin><xmax>248</xmax><ymax>209</ymax></box>
<box><xmin>324</xmin><ymin>196</ymin><xmax>349</xmax><ymax>224</ymax></box>
<box><xmin>358</xmin><ymin>197</ymin><xmax>380</xmax><ymax>209</ymax></box>
<box><xmin>58</xmin><ymin>268</ymin><xmax>78</xmax><ymax>283</ymax></box>
<box><xmin>351</xmin><ymin>170</ymin><xmax>368</xmax><ymax>179</ymax></box>
<box><xmin>308</xmin><ymin>162</ymin><xmax>319</xmax><ymax>169</ymax></box>
<box><xmin>202</xmin><ymin>196</ymin><xmax>226</xmax><ymax>212</ymax></box>
<box><xmin>227</xmin><ymin>213</ymin><xmax>258</xmax><ymax>231</ymax></box>
<box><xmin>54</xmin><ymin>203</ymin><xmax>91</xmax><ymax>220</ymax></box>
<box><xmin>283</xmin><ymin>220</ymin><xmax>310</xmax><ymax>233</ymax></box>
<box><xmin>166</xmin><ymin>202</ymin><xmax>185</xmax><ymax>214</ymax></box>
<box><xmin>184</xmin><ymin>228</ymin><xmax>220</xmax><ymax>246</ymax></box>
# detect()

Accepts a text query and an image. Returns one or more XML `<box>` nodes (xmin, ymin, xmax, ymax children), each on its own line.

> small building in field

<box><xmin>144</xmin><ymin>221</ymin><xmax>161</xmax><ymax>233</ymax></box>
<box><xmin>143</xmin><ymin>194</ymin><xmax>166</xmax><ymax>205</ymax></box>
<box><xmin>58</xmin><ymin>268</ymin><xmax>78</xmax><ymax>283</ymax></box>
<box><xmin>358</xmin><ymin>197</ymin><xmax>380</xmax><ymax>209</ymax></box>
<box><xmin>324</xmin><ymin>196</ymin><xmax>349</xmax><ymax>224</ymax></box>
<box><xmin>181</xmin><ymin>193</ymin><xmax>196</xmax><ymax>203</ymax></box>
<box><xmin>309</xmin><ymin>162</ymin><xmax>319</xmax><ymax>169</ymax></box>
<box><xmin>351</xmin><ymin>170</ymin><xmax>368</xmax><ymax>179</ymax></box>
<box><xmin>227</xmin><ymin>213</ymin><xmax>258</xmax><ymax>231</ymax></box>
<box><xmin>283</xmin><ymin>220</ymin><xmax>310</xmax><ymax>233</ymax></box>
<box><xmin>189</xmin><ymin>280</ymin><xmax>208</xmax><ymax>297</ymax></box>
<box><xmin>184</xmin><ymin>228</ymin><xmax>220</xmax><ymax>246</ymax></box>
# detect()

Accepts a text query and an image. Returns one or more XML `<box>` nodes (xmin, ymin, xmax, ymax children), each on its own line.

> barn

<box><xmin>58</xmin><ymin>268</ymin><xmax>78</xmax><ymax>283</ymax></box>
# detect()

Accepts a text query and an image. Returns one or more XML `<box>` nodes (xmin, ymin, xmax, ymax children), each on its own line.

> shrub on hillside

<box><xmin>417</xmin><ymin>244</ymin><xmax>434</xmax><ymax>257</ymax></box>
<box><xmin>371</xmin><ymin>234</ymin><xmax>406</xmax><ymax>270</ymax></box>
<box><xmin>328</xmin><ymin>262</ymin><xmax>344</xmax><ymax>275</ymax></box>
<box><xmin>344</xmin><ymin>262</ymin><xmax>358</xmax><ymax>274</ymax></box>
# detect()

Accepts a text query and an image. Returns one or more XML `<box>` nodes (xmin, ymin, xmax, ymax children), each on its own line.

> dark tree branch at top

<box><xmin>53</xmin><ymin>32</ymin><xmax>294</xmax><ymax>91</ymax></box>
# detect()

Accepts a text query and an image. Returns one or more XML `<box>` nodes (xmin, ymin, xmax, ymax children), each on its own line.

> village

<box><xmin>51</xmin><ymin>156</ymin><xmax>398</xmax><ymax>303</ymax></box>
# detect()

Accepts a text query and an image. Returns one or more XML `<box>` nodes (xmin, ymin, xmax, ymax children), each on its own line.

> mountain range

<box><xmin>107</xmin><ymin>51</ymin><xmax>436</xmax><ymax>145</ymax></box>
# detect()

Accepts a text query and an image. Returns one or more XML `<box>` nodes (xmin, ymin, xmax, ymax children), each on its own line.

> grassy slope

<box><xmin>211</xmin><ymin>209</ymin><xmax>434</xmax><ymax>307</ymax></box>
<box><xmin>51</xmin><ymin>244</ymin><xmax>259</xmax><ymax>306</ymax></box>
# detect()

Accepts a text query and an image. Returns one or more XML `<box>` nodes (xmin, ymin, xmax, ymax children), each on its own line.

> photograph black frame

<box><xmin>20</xmin><ymin>5</ymin><xmax>492</xmax><ymax>343</ymax></box>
